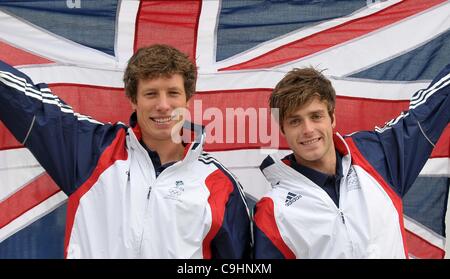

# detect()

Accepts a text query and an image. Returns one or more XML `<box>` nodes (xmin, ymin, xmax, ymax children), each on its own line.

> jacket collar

<box><xmin>287</xmin><ymin>151</ymin><xmax>343</xmax><ymax>189</ymax></box>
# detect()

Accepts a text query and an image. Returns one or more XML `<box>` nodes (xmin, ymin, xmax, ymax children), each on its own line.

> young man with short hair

<box><xmin>253</xmin><ymin>66</ymin><xmax>449</xmax><ymax>258</ymax></box>
<box><xmin>0</xmin><ymin>44</ymin><xmax>251</xmax><ymax>259</ymax></box>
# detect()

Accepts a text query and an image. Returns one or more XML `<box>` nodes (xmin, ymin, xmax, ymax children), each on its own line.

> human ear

<box><xmin>331</xmin><ymin>112</ymin><xmax>336</xmax><ymax>129</ymax></box>
<box><xmin>130</xmin><ymin>98</ymin><xmax>137</xmax><ymax>111</ymax></box>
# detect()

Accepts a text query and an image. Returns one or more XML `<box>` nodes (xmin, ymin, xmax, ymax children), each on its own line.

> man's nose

<box><xmin>302</xmin><ymin>119</ymin><xmax>314</xmax><ymax>134</ymax></box>
<box><xmin>156</xmin><ymin>94</ymin><xmax>171</xmax><ymax>111</ymax></box>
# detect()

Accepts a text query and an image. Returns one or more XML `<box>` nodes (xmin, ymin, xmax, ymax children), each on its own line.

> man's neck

<box><xmin>294</xmin><ymin>150</ymin><xmax>337</xmax><ymax>176</ymax></box>
<box><xmin>141</xmin><ymin>137</ymin><xmax>185</xmax><ymax>165</ymax></box>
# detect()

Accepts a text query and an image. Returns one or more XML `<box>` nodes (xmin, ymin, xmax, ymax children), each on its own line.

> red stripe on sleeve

<box><xmin>202</xmin><ymin>169</ymin><xmax>234</xmax><ymax>259</ymax></box>
<box><xmin>254</xmin><ymin>197</ymin><xmax>296</xmax><ymax>259</ymax></box>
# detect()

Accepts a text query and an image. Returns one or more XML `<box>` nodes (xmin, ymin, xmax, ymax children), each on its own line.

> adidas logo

<box><xmin>285</xmin><ymin>192</ymin><xmax>302</xmax><ymax>206</ymax></box>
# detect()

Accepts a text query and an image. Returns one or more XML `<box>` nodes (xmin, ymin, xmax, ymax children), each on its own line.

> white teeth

<box><xmin>152</xmin><ymin>116</ymin><xmax>173</xmax><ymax>123</ymax></box>
<box><xmin>302</xmin><ymin>138</ymin><xmax>320</xmax><ymax>145</ymax></box>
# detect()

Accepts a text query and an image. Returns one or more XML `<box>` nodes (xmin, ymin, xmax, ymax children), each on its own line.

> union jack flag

<box><xmin>0</xmin><ymin>0</ymin><xmax>449</xmax><ymax>258</ymax></box>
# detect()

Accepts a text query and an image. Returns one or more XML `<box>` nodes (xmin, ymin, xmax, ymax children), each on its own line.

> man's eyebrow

<box><xmin>309</xmin><ymin>109</ymin><xmax>327</xmax><ymax>114</ymax></box>
<box><xmin>287</xmin><ymin>109</ymin><xmax>326</xmax><ymax>118</ymax></box>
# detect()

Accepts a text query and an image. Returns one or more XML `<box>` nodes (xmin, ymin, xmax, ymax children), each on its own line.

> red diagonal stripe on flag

<box><xmin>406</xmin><ymin>229</ymin><xmax>445</xmax><ymax>259</ymax></box>
<box><xmin>0</xmin><ymin>121</ymin><xmax>21</xmax><ymax>151</ymax></box>
<box><xmin>0</xmin><ymin>172</ymin><xmax>60</xmax><ymax>228</ymax></box>
<box><xmin>0</xmin><ymin>41</ymin><xmax>54</xmax><ymax>67</ymax></box>
<box><xmin>221</xmin><ymin>0</ymin><xmax>446</xmax><ymax>71</ymax></box>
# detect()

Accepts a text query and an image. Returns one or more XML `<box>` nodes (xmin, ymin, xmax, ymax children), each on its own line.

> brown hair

<box><xmin>123</xmin><ymin>44</ymin><xmax>197</xmax><ymax>103</ymax></box>
<box><xmin>270</xmin><ymin>67</ymin><xmax>336</xmax><ymax>125</ymax></box>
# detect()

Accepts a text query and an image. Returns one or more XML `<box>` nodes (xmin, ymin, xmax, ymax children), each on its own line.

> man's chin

<box><xmin>152</xmin><ymin>135</ymin><xmax>176</xmax><ymax>142</ymax></box>
<box><xmin>295</xmin><ymin>151</ymin><xmax>321</xmax><ymax>162</ymax></box>
<box><xmin>296</xmin><ymin>145</ymin><xmax>317</xmax><ymax>153</ymax></box>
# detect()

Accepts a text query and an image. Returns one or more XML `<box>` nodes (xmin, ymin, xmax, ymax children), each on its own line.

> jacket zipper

<box><xmin>339</xmin><ymin>210</ymin><xmax>345</xmax><ymax>224</ymax></box>
<box><xmin>139</xmin><ymin>184</ymin><xmax>153</xmax><ymax>256</ymax></box>
<box><xmin>338</xmin><ymin>209</ymin><xmax>354</xmax><ymax>255</ymax></box>
<box><xmin>146</xmin><ymin>185</ymin><xmax>152</xmax><ymax>200</ymax></box>
<box><xmin>138</xmin><ymin>165</ymin><xmax>177</xmax><ymax>256</ymax></box>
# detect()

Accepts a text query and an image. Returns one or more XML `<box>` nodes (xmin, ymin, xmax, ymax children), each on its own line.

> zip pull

<box><xmin>147</xmin><ymin>186</ymin><xmax>152</xmax><ymax>200</ymax></box>
<box><xmin>340</xmin><ymin>211</ymin><xmax>345</xmax><ymax>224</ymax></box>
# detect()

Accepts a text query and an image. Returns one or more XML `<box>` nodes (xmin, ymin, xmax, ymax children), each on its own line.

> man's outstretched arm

<box><xmin>0</xmin><ymin>61</ymin><xmax>126</xmax><ymax>195</ymax></box>
<box><xmin>350</xmin><ymin>64</ymin><xmax>449</xmax><ymax>196</ymax></box>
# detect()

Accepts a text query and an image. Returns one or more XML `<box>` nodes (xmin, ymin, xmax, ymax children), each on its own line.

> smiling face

<box><xmin>282</xmin><ymin>97</ymin><xmax>336</xmax><ymax>172</ymax></box>
<box><xmin>131</xmin><ymin>74</ymin><xmax>187</xmax><ymax>145</ymax></box>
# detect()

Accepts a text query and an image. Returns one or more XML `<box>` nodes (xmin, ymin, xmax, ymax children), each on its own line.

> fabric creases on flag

<box><xmin>0</xmin><ymin>0</ymin><xmax>448</xmax><ymax>258</ymax></box>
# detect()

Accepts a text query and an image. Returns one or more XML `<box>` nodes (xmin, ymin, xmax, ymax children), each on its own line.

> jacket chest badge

<box><xmin>346</xmin><ymin>168</ymin><xmax>361</xmax><ymax>192</ymax></box>
<box><xmin>164</xmin><ymin>180</ymin><xmax>185</xmax><ymax>202</ymax></box>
